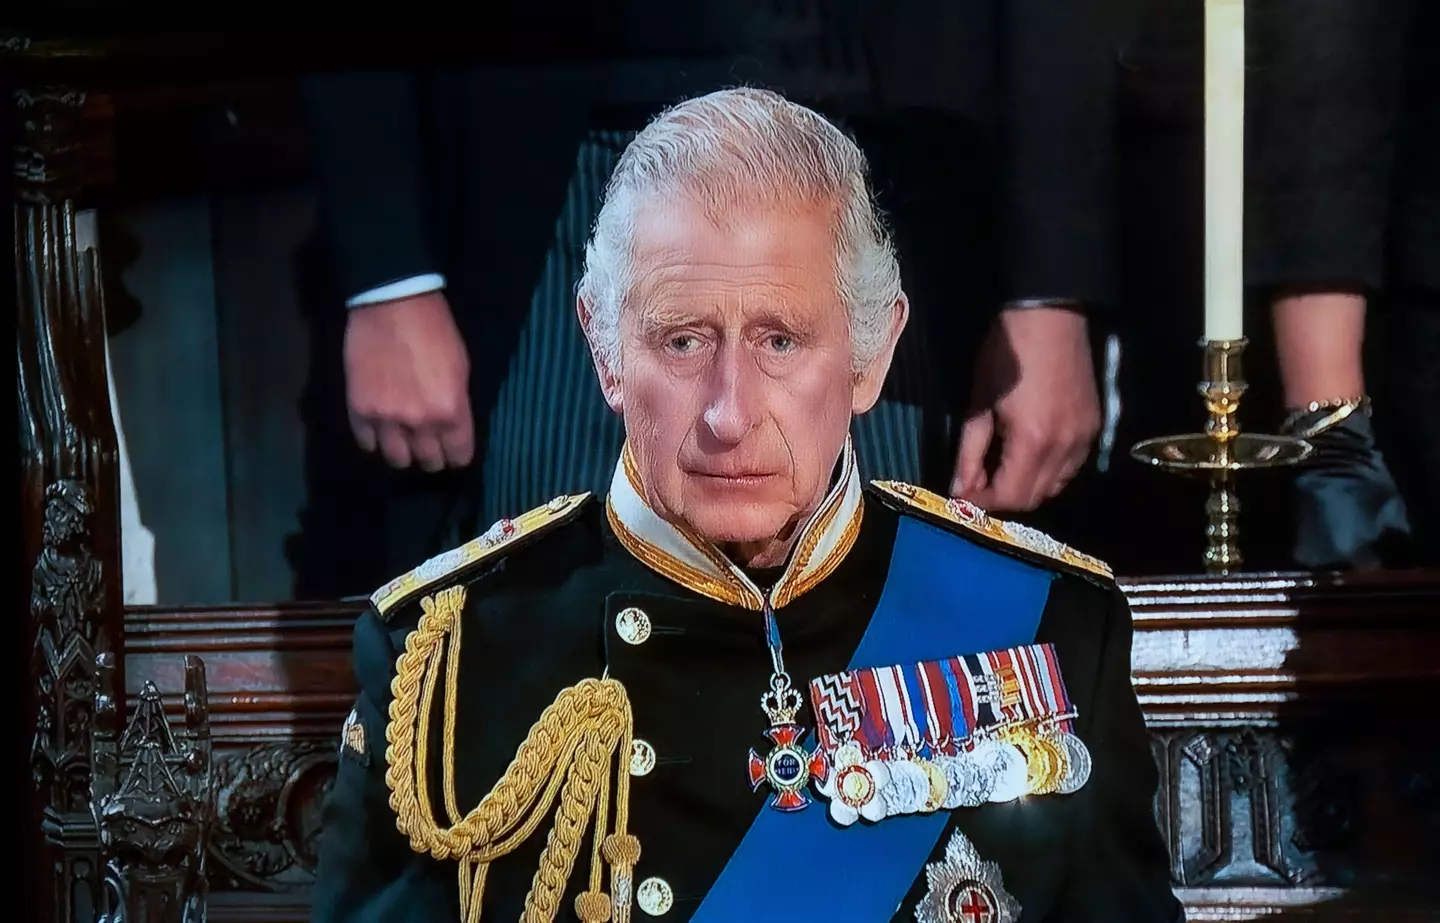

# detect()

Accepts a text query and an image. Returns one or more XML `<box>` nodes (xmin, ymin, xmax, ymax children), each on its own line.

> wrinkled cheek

<box><xmin>620</xmin><ymin>386</ymin><xmax>693</xmax><ymax>490</ymax></box>
<box><xmin>787</xmin><ymin>391</ymin><xmax>855</xmax><ymax>480</ymax></box>
<box><xmin>623</xmin><ymin>409</ymin><xmax>660</xmax><ymax>444</ymax></box>
<box><xmin>798</xmin><ymin>390</ymin><xmax>855</xmax><ymax>442</ymax></box>
<box><xmin>632</xmin><ymin>367</ymin><xmax>708</xmax><ymax>418</ymax></box>
<box><xmin>818</xmin><ymin>397</ymin><xmax>853</xmax><ymax>430</ymax></box>
<box><xmin>623</xmin><ymin>385</ymin><xmax>681</xmax><ymax>446</ymax></box>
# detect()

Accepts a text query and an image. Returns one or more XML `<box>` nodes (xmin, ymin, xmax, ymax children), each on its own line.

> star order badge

<box><xmin>915</xmin><ymin>828</ymin><xmax>1021</xmax><ymax>923</ymax></box>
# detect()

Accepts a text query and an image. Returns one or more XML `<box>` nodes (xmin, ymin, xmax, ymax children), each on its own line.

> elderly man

<box><xmin>314</xmin><ymin>89</ymin><xmax>1179</xmax><ymax>923</ymax></box>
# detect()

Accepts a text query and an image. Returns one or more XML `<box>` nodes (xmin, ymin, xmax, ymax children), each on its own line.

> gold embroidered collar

<box><xmin>606</xmin><ymin>438</ymin><xmax>864</xmax><ymax>611</ymax></box>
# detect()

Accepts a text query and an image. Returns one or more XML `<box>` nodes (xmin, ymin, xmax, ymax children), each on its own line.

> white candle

<box><xmin>1204</xmin><ymin>0</ymin><xmax>1245</xmax><ymax>342</ymax></box>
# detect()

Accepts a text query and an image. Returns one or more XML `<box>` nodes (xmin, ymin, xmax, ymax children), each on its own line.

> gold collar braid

<box><xmin>385</xmin><ymin>585</ymin><xmax>640</xmax><ymax>923</ymax></box>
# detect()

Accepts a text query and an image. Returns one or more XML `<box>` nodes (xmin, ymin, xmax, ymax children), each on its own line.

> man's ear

<box><xmin>577</xmin><ymin>295</ymin><xmax>624</xmax><ymax>412</ymax></box>
<box><xmin>852</xmin><ymin>292</ymin><xmax>910</xmax><ymax>415</ymax></box>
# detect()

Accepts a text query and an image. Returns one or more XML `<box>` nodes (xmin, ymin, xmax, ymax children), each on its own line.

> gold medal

<box><xmin>1032</xmin><ymin>733</ymin><xmax>1070</xmax><ymax>795</ymax></box>
<box><xmin>918</xmin><ymin>758</ymin><xmax>950</xmax><ymax>811</ymax></box>
<box><xmin>1004</xmin><ymin>727</ymin><xmax>1068</xmax><ymax>796</ymax></box>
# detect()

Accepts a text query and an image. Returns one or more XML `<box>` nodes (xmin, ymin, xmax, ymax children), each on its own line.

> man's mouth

<box><xmin>688</xmin><ymin>471</ymin><xmax>775</xmax><ymax>487</ymax></box>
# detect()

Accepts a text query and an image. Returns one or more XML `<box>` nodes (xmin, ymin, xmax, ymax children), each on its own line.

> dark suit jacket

<box><xmin>313</xmin><ymin>489</ymin><xmax>1182</xmax><ymax>922</ymax></box>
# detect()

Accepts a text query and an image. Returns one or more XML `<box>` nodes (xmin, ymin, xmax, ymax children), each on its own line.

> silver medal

<box><xmin>881</xmin><ymin>758</ymin><xmax>931</xmax><ymax>816</ymax></box>
<box><xmin>1054</xmin><ymin>730</ymin><xmax>1092</xmax><ymax>794</ymax></box>
<box><xmin>965</xmin><ymin>740</ymin><xmax>1011</xmax><ymax>804</ymax></box>
<box><xmin>940</xmin><ymin>752</ymin><xmax>992</xmax><ymax>809</ymax></box>
<box><xmin>986</xmin><ymin>742</ymin><xmax>1029</xmax><ymax>803</ymax></box>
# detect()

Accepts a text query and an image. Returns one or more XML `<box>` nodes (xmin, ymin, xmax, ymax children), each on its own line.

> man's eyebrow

<box><xmin>636</xmin><ymin>305</ymin><xmax>707</xmax><ymax>338</ymax></box>
<box><xmin>743</xmin><ymin>307</ymin><xmax>808</xmax><ymax>330</ymax></box>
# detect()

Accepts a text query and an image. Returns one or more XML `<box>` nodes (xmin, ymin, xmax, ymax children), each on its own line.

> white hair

<box><xmin>577</xmin><ymin>87</ymin><xmax>903</xmax><ymax>373</ymax></box>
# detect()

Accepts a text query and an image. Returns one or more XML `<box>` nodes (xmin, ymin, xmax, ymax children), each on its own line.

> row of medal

<box><xmin>814</xmin><ymin>721</ymin><xmax>1092</xmax><ymax>826</ymax></box>
<box><xmin>805</xmin><ymin>643</ymin><xmax>1093</xmax><ymax>827</ymax></box>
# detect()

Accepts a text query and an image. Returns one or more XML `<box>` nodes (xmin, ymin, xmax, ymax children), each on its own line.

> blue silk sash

<box><xmin>691</xmin><ymin>515</ymin><xmax>1054</xmax><ymax>922</ymax></box>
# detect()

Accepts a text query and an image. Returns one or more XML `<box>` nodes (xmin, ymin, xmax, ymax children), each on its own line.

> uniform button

<box><xmin>629</xmin><ymin>739</ymin><xmax>656</xmax><ymax>777</ymax></box>
<box><xmin>615</xmin><ymin>607</ymin><xmax>652</xmax><ymax>645</ymax></box>
<box><xmin>636</xmin><ymin>877</ymin><xmax>673</xmax><ymax>916</ymax></box>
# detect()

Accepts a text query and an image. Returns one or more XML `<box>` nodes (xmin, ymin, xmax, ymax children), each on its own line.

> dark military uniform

<box><xmin>314</xmin><ymin>455</ymin><xmax>1182</xmax><ymax>922</ymax></box>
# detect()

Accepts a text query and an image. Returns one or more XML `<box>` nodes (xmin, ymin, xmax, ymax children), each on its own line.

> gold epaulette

<box><xmin>369</xmin><ymin>493</ymin><xmax>591</xmax><ymax>619</ymax></box>
<box><xmin>870</xmin><ymin>480</ymin><xmax>1114</xmax><ymax>582</ymax></box>
<box><xmin>386</xmin><ymin>581</ymin><xmax>640</xmax><ymax>923</ymax></box>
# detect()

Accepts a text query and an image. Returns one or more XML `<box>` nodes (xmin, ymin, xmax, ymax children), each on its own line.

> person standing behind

<box><xmin>1246</xmin><ymin>0</ymin><xmax>1435</xmax><ymax>567</ymax></box>
<box><xmin>295</xmin><ymin>4</ymin><xmax>615</xmax><ymax>591</ymax></box>
<box><xmin>297</xmin><ymin>0</ymin><xmax>1124</xmax><ymax>590</ymax></box>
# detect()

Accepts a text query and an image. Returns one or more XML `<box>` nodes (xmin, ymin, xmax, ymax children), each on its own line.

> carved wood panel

<box><xmin>16</xmin><ymin>82</ymin><xmax>124</xmax><ymax>923</ymax></box>
<box><xmin>1133</xmin><ymin>574</ymin><xmax>1440</xmax><ymax>921</ymax></box>
<box><xmin>123</xmin><ymin>601</ymin><xmax>354</xmax><ymax>911</ymax></box>
<box><xmin>92</xmin><ymin>653</ymin><xmax>214</xmax><ymax>923</ymax></box>
<box><xmin>119</xmin><ymin>573</ymin><xmax>1440</xmax><ymax>921</ymax></box>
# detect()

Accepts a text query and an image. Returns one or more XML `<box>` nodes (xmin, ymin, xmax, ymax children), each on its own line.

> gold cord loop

<box><xmin>385</xmin><ymin>585</ymin><xmax>637</xmax><ymax>922</ymax></box>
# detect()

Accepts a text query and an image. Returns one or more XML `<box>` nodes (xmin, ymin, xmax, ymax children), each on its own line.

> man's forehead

<box><xmin>635</xmin><ymin>258</ymin><xmax>814</xmax><ymax>291</ymax></box>
<box><xmin>631</xmin><ymin>281</ymin><xmax>814</xmax><ymax>328</ymax></box>
<box><xmin>628</xmin><ymin>254</ymin><xmax>837</xmax><ymax>326</ymax></box>
<box><xmin>630</xmin><ymin>197</ymin><xmax>838</xmax><ymax>271</ymax></box>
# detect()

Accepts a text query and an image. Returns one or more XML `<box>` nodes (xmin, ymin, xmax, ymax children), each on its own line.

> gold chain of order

<box><xmin>385</xmin><ymin>585</ymin><xmax>638</xmax><ymax>923</ymax></box>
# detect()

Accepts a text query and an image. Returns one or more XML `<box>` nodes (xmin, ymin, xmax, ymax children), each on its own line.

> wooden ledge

<box><xmin>122</xmin><ymin>571</ymin><xmax>1440</xmax><ymax>737</ymax></box>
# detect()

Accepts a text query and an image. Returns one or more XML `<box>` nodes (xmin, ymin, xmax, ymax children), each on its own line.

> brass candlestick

<box><xmin>1130</xmin><ymin>338</ymin><xmax>1313</xmax><ymax>574</ymax></box>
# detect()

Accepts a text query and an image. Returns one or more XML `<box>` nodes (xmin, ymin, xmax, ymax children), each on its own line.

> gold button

<box><xmin>636</xmin><ymin>877</ymin><xmax>673</xmax><ymax>916</ymax></box>
<box><xmin>629</xmin><ymin>739</ymin><xmax>656</xmax><ymax>777</ymax></box>
<box><xmin>615</xmin><ymin>607</ymin><xmax>652</xmax><ymax>645</ymax></box>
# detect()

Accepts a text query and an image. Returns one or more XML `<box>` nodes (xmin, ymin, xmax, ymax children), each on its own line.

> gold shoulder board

<box><xmin>870</xmin><ymin>480</ymin><xmax>1113</xmax><ymax>581</ymax></box>
<box><xmin>370</xmin><ymin>493</ymin><xmax>592</xmax><ymax>618</ymax></box>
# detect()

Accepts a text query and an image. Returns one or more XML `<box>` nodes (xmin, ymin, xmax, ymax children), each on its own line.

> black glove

<box><xmin>1285</xmin><ymin>406</ymin><xmax>1412</xmax><ymax>570</ymax></box>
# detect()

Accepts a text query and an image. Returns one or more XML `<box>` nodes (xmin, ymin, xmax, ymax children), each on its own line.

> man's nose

<box><xmin>701</xmin><ymin>344</ymin><xmax>763</xmax><ymax>444</ymax></box>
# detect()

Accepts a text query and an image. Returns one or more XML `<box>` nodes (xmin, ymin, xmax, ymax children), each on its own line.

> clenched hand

<box><xmin>344</xmin><ymin>291</ymin><xmax>474</xmax><ymax>471</ymax></box>
<box><xmin>952</xmin><ymin>307</ymin><xmax>1101</xmax><ymax>512</ymax></box>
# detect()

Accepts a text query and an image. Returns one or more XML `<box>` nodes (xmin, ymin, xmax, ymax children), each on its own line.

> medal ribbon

<box><xmin>856</xmin><ymin>669</ymin><xmax>892</xmax><ymax>752</ymax></box>
<box><xmin>961</xmin><ymin>653</ymin><xmax>999</xmax><ymax>729</ymax></box>
<box><xmin>934</xmin><ymin>658</ymin><xmax>970</xmax><ymax>754</ymax></box>
<box><xmin>812</xmin><ymin>643</ymin><xmax>1077</xmax><ymax>760</ymax></box>
<box><xmin>899</xmin><ymin>664</ymin><xmax>933</xmax><ymax>756</ymax></box>
<box><xmin>762</xmin><ymin>604</ymin><xmax>785</xmax><ymax>680</ymax></box>
<box><xmin>877</xmin><ymin>666</ymin><xmax>923</xmax><ymax>753</ymax></box>
<box><xmin>916</xmin><ymin>661</ymin><xmax>950</xmax><ymax>756</ymax></box>
<box><xmin>1040</xmin><ymin>643</ymin><xmax>1073</xmax><ymax>713</ymax></box>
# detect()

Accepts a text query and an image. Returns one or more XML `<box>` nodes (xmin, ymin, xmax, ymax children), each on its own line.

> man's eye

<box><xmin>668</xmin><ymin>335</ymin><xmax>698</xmax><ymax>353</ymax></box>
<box><xmin>766</xmin><ymin>334</ymin><xmax>796</xmax><ymax>353</ymax></box>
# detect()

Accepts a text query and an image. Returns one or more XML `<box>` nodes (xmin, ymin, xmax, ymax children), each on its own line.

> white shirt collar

<box><xmin>605</xmin><ymin>437</ymin><xmax>865</xmax><ymax>610</ymax></box>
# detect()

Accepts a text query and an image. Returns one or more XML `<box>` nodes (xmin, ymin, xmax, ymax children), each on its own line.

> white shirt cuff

<box><xmin>346</xmin><ymin>273</ymin><xmax>447</xmax><ymax>308</ymax></box>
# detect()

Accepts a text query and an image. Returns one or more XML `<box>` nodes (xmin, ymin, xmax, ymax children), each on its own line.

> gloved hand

<box><xmin>1285</xmin><ymin>405</ymin><xmax>1412</xmax><ymax>570</ymax></box>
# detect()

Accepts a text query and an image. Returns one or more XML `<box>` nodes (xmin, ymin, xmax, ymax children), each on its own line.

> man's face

<box><xmin>586</xmin><ymin>197</ymin><xmax>901</xmax><ymax>551</ymax></box>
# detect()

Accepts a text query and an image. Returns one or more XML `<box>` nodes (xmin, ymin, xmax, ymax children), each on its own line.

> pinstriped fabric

<box><xmin>854</xmin><ymin>400</ymin><xmax>923</xmax><ymax>485</ymax></box>
<box><xmin>481</xmin><ymin>131</ymin><xmax>940</xmax><ymax>525</ymax></box>
<box><xmin>482</xmin><ymin>132</ymin><xmax>629</xmax><ymax>525</ymax></box>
